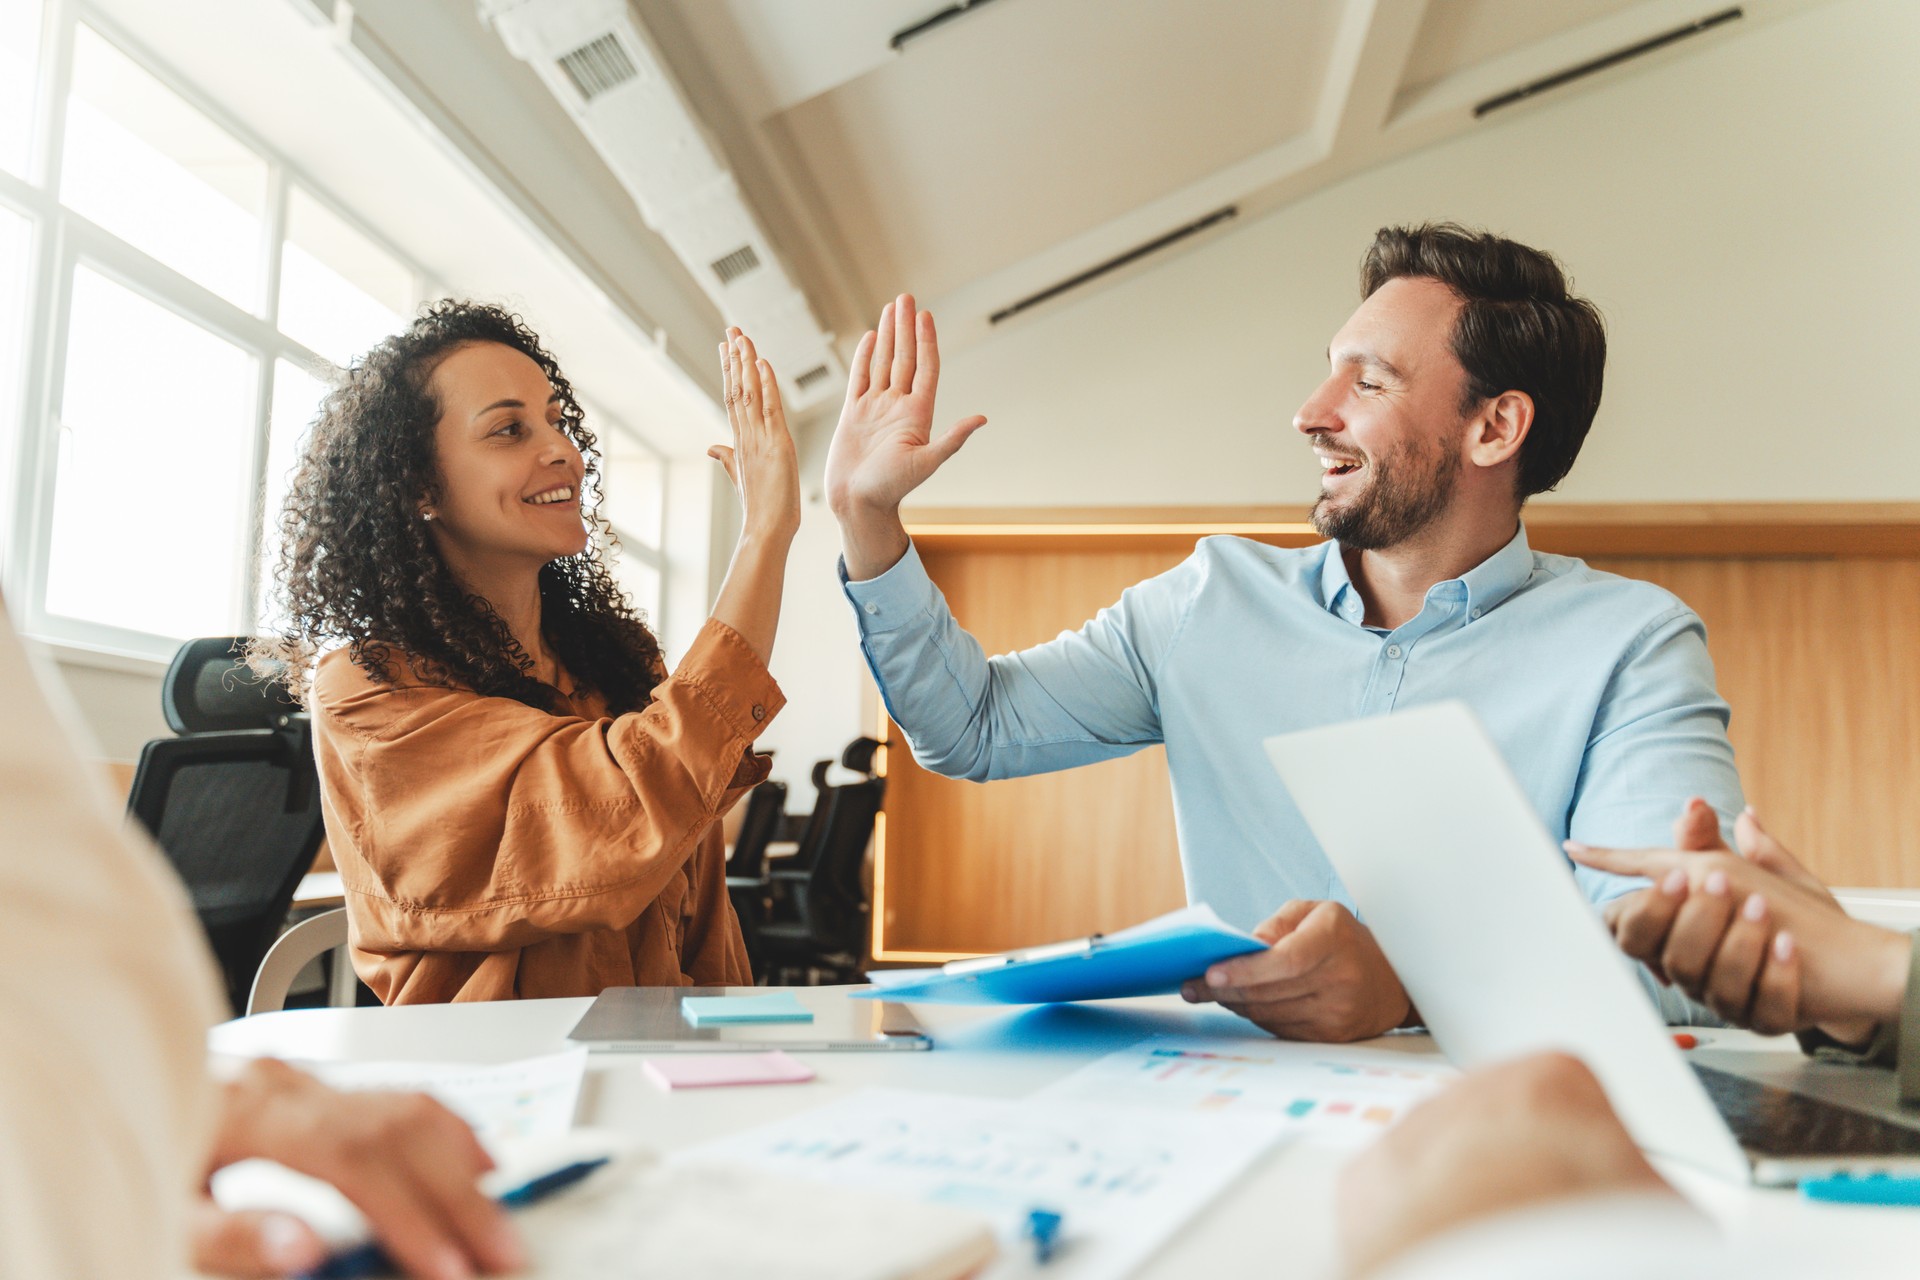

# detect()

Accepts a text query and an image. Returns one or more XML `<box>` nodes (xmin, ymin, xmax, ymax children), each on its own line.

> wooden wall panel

<box><xmin>1589</xmin><ymin>558</ymin><xmax>1920</xmax><ymax>890</ymax></box>
<box><xmin>881</xmin><ymin>547</ymin><xmax>1190</xmax><ymax>954</ymax></box>
<box><xmin>874</xmin><ymin>511</ymin><xmax>1920</xmax><ymax>960</ymax></box>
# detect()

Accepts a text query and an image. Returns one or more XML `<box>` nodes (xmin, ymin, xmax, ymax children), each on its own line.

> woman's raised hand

<box><xmin>709</xmin><ymin>327</ymin><xmax>800</xmax><ymax>543</ymax></box>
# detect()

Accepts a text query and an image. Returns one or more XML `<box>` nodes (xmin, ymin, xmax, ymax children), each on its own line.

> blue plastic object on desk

<box><xmin>683</xmin><ymin>992</ymin><xmax>814</xmax><ymax>1025</ymax></box>
<box><xmin>1024</xmin><ymin>1207</ymin><xmax>1066</xmax><ymax>1264</ymax></box>
<box><xmin>1800</xmin><ymin>1173</ymin><xmax>1920</xmax><ymax>1205</ymax></box>
<box><xmin>853</xmin><ymin>904</ymin><xmax>1267</xmax><ymax>1006</ymax></box>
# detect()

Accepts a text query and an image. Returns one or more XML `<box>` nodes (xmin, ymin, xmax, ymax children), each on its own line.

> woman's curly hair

<box><xmin>252</xmin><ymin>300</ymin><xmax>663</xmax><ymax>714</ymax></box>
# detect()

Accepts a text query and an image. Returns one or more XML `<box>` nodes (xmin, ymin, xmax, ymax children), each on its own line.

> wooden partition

<box><xmin>869</xmin><ymin>504</ymin><xmax>1920</xmax><ymax>962</ymax></box>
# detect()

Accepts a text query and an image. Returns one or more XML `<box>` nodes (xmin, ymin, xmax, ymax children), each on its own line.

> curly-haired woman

<box><xmin>258</xmin><ymin>301</ymin><xmax>797</xmax><ymax>1003</ymax></box>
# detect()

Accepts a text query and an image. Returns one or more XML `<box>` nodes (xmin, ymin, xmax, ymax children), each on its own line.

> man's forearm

<box><xmin>837</xmin><ymin>502</ymin><xmax>913</xmax><ymax>583</ymax></box>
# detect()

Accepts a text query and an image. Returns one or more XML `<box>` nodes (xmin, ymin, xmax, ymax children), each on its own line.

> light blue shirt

<box><xmin>843</xmin><ymin>526</ymin><xmax>1743</xmax><ymax>1019</ymax></box>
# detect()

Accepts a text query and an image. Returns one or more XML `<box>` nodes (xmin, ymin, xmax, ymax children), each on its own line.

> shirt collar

<box><xmin>1317</xmin><ymin>523</ymin><xmax>1535</xmax><ymax>625</ymax></box>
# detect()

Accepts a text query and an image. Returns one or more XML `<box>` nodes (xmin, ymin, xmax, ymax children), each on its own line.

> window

<box><xmin>0</xmin><ymin>0</ymin><xmax>43</xmax><ymax>177</ymax></box>
<box><xmin>4</xmin><ymin>4</ymin><xmax>674</xmax><ymax>663</ymax></box>
<box><xmin>61</xmin><ymin>24</ymin><xmax>267</xmax><ymax>309</ymax></box>
<box><xmin>43</xmin><ymin>265</ymin><xmax>256</xmax><ymax>638</ymax></box>
<box><xmin>254</xmin><ymin>356</ymin><xmax>328</xmax><ymax>627</ymax></box>
<box><xmin>4</xmin><ymin>7</ymin><xmax>433</xmax><ymax>660</ymax></box>
<box><xmin>0</xmin><ymin>206</ymin><xmax>29</xmax><ymax>566</ymax></box>
<box><xmin>278</xmin><ymin>185</ymin><xmax>411</xmax><ymax>368</ymax></box>
<box><xmin>599</xmin><ymin>422</ymin><xmax>667</xmax><ymax>630</ymax></box>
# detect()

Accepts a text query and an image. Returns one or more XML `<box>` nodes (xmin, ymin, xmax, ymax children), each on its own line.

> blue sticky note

<box><xmin>683</xmin><ymin>993</ymin><xmax>814</xmax><ymax>1025</ymax></box>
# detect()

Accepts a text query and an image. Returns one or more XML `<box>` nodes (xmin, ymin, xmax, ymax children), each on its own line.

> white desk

<box><xmin>211</xmin><ymin>990</ymin><xmax>1920</xmax><ymax>1276</ymax></box>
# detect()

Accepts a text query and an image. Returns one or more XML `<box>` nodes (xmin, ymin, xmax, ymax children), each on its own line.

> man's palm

<box><xmin>826</xmin><ymin>294</ymin><xmax>984</xmax><ymax>515</ymax></box>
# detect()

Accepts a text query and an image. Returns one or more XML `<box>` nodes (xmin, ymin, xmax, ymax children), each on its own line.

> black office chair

<box><xmin>724</xmin><ymin>779</ymin><xmax>788</xmax><ymax>970</ymax></box>
<box><xmin>758</xmin><ymin>772</ymin><xmax>886</xmax><ymax>986</ymax></box>
<box><xmin>127</xmin><ymin>637</ymin><xmax>326</xmax><ymax>1016</ymax></box>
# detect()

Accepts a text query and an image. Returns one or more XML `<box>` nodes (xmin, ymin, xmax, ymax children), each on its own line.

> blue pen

<box><xmin>1024</xmin><ymin>1207</ymin><xmax>1066</xmax><ymax>1264</ymax></box>
<box><xmin>1800</xmin><ymin>1173</ymin><xmax>1920</xmax><ymax>1206</ymax></box>
<box><xmin>301</xmin><ymin>1157</ymin><xmax>611</xmax><ymax>1279</ymax></box>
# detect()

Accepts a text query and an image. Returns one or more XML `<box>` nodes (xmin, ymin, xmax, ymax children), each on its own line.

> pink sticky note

<box><xmin>641</xmin><ymin>1051</ymin><xmax>816</xmax><ymax>1091</ymax></box>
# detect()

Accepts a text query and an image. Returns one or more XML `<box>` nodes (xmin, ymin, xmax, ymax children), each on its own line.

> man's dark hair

<box><xmin>1362</xmin><ymin>223</ymin><xmax>1605</xmax><ymax>498</ymax></box>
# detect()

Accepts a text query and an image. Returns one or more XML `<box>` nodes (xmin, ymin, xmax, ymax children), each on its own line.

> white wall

<box><xmin>764</xmin><ymin>0</ymin><xmax>1920</xmax><ymax>773</ymax></box>
<box><xmin>913</xmin><ymin>0</ymin><xmax>1920</xmax><ymax>508</ymax></box>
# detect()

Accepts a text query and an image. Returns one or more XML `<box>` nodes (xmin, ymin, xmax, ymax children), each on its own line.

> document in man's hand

<box><xmin>850</xmin><ymin>904</ymin><xmax>1267</xmax><ymax>1005</ymax></box>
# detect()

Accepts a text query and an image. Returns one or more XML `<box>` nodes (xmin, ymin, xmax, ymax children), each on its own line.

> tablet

<box><xmin>566</xmin><ymin>987</ymin><xmax>932</xmax><ymax>1052</ymax></box>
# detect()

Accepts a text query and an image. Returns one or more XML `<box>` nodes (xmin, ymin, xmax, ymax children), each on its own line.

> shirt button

<box><xmin>864</xmin><ymin>602</ymin><xmax>879</xmax><ymax>615</ymax></box>
<box><xmin>1470</xmin><ymin>607</ymin><xmax>1483</xmax><ymax>619</ymax></box>
<box><xmin>751</xmin><ymin>705</ymin><xmax>766</xmax><ymax>721</ymax></box>
<box><xmin>1386</xmin><ymin>644</ymin><xmax>1402</xmax><ymax>659</ymax></box>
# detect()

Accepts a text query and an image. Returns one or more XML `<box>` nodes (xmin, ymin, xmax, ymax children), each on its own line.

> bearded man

<box><xmin>823</xmin><ymin>223</ymin><xmax>1740</xmax><ymax>1041</ymax></box>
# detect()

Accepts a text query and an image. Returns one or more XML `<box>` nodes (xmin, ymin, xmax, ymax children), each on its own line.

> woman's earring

<box><xmin>420</xmin><ymin>509</ymin><xmax>436</xmax><ymax>522</ymax></box>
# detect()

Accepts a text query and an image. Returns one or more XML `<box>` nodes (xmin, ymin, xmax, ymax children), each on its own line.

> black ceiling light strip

<box><xmin>1473</xmin><ymin>7</ymin><xmax>1743</xmax><ymax>118</ymax></box>
<box><xmin>890</xmin><ymin>0</ymin><xmax>1003</xmax><ymax>52</ymax></box>
<box><xmin>989</xmin><ymin>206</ymin><xmax>1239</xmax><ymax>325</ymax></box>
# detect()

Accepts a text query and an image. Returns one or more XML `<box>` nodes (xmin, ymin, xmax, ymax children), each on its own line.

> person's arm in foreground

<box><xmin>1338</xmin><ymin>1053</ymin><xmax>1720</xmax><ymax>1280</ymax></box>
<box><xmin>194</xmin><ymin>1059</ymin><xmax>519</xmax><ymax>1280</ymax></box>
<box><xmin>1569</xmin><ymin>804</ymin><xmax>1913</xmax><ymax>1053</ymax></box>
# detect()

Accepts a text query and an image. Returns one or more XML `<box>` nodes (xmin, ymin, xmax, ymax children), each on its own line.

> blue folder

<box><xmin>849</xmin><ymin>905</ymin><xmax>1267</xmax><ymax>1006</ymax></box>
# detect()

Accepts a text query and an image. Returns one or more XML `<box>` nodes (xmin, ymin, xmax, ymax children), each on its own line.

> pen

<box><xmin>300</xmin><ymin>1157</ymin><xmax>611</xmax><ymax>1279</ymax></box>
<box><xmin>1024</xmin><ymin>1207</ymin><xmax>1065</xmax><ymax>1264</ymax></box>
<box><xmin>1800</xmin><ymin>1173</ymin><xmax>1920</xmax><ymax>1206</ymax></box>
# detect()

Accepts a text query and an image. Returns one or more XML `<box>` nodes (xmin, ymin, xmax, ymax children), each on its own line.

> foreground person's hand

<box><xmin>1338</xmin><ymin>1052</ymin><xmax>1681</xmax><ymax>1276</ymax></box>
<box><xmin>1571</xmin><ymin>807</ymin><xmax>1905</xmax><ymax>1044</ymax></box>
<box><xmin>193</xmin><ymin>1058</ymin><xmax>522</xmax><ymax>1279</ymax></box>
<box><xmin>1181</xmin><ymin>900</ymin><xmax>1412</xmax><ymax>1042</ymax></box>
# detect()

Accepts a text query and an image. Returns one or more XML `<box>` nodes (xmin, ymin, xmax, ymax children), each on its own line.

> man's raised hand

<box><xmin>825</xmin><ymin>294</ymin><xmax>986</xmax><ymax>580</ymax></box>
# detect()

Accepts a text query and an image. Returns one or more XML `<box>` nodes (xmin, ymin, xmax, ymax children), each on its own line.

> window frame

<box><xmin>0</xmin><ymin>2</ymin><xmax>673</xmax><ymax>668</ymax></box>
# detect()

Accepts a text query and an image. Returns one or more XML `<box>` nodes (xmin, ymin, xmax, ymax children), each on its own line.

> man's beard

<box><xmin>1310</xmin><ymin>432</ymin><xmax>1463</xmax><ymax>551</ymax></box>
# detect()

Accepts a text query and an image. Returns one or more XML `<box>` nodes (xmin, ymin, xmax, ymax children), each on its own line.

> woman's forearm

<box><xmin>708</xmin><ymin>528</ymin><xmax>793</xmax><ymax>664</ymax></box>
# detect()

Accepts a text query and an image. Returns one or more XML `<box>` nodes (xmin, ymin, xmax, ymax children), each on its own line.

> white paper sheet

<box><xmin>304</xmin><ymin>1046</ymin><xmax>588</xmax><ymax>1149</ymax></box>
<box><xmin>1033</xmin><ymin>1036</ymin><xmax>1456</xmax><ymax>1145</ymax></box>
<box><xmin>677</xmin><ymin>1087</ymin><xmax>1287</xmax><ymax>1280</ymax></box>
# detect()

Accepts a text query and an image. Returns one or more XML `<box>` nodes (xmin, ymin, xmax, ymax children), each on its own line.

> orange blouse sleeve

<box><xmin>313</xmin><ymin>618</ymin><xmax>782</xmax><ymax>953</ymax></box>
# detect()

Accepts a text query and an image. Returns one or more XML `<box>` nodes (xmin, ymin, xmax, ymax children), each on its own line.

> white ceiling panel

<box><xmin>766</xmin><ymin>0</ymin><xmax>1345</xmax><ymax>301</ymax></box>
<box><xmin>1400</xmin><ymin>0</ymin><xmax>1648</xmax><ymax>96</ymax></box>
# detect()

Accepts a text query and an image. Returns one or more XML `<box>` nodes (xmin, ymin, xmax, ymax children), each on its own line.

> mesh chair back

<box><xmin>799</xmin><ymin>776</ymin><xmax>885</xmax><ymax>953</ymax></box>
<box><xmin>725</xmin><ymin>780</ymin><xmax>788</xmax><ymax>879</ymax></box>
<box><xmin>786</xmin><ymin>759</ymin><xmax>835</xmax><ymax>872</ymax></box>
<box><xmin>130</xmin><ymin>636</ymin><xmax>323</xmax><ymax>1015</ymax></box>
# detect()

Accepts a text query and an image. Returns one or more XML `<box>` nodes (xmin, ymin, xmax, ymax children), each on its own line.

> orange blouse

<box><xmin>310</xmin><ymin>618</ymin><xmax>781</xmax><ymax>1004</ymax></box>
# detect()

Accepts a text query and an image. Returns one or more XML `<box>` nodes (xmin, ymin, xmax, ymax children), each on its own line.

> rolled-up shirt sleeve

<box><xmin>841</xmin><ymin>540</ymin><xmax>1201</xmax><ymax>782</ymax></box>
<box><xmin>315</xmin><ymin>618</ymin><xmax>782</xmax><ymax>954</ymax></box>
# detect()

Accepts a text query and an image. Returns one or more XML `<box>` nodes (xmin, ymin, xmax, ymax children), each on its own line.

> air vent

<box><xmin>794</xmin><ymin>364</ymin><xmax>833</xmax><ymax>391</ymax></box>
<box><xmin>989</xmin><ymin>206</ymin><xmax>1238</xmax><ymax>325</ymax></box>
<box><xmin>709</xmin><ymin>244</ymin><xmax>761</xmax><ymax>286</ymax></box>
<box><xmin>556</xmin><ymin>33</ymin><xmax>637</xmax><ymax>102</ymax></box>
<box><xmin>1474</xmin><ymin>8</ymin><xmax>1742</xmax><ymax>118</ymax></box>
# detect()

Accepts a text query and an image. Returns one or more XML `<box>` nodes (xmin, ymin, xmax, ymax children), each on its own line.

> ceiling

<box><xmin>631</xmin><ymin>0</ymin><xmax>1837</xmax><ymax>355</ymax></box>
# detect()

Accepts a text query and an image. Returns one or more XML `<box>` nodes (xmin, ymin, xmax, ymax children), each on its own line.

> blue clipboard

<box><xmin>849</xmin><ymin>905</ymin><xmax>1267</xmax><ymax>1006</ymax></box>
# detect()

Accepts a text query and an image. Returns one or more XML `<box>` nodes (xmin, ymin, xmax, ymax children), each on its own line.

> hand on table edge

<box><xmin>1179</xmin><ymin>899</ymin><xmax>1416</xmax><ymax>1042</ymax></box>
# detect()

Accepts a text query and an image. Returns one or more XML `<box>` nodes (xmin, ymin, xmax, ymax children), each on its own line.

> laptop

<box><xmin>1263</xmin><ymin>701</ymin><xmax>1920</xmax><ymax>1186</ymax></box>
<box><xmin>568</xmin><ymin>987</ymin><xmax>932</xmax><ymax>1053</ymax></box>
